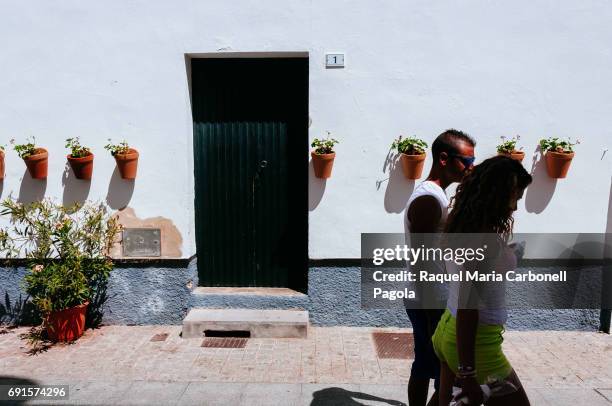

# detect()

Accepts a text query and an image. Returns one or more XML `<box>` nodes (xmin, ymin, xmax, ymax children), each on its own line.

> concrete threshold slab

<box><xmin>193</xmin><ymin>287</ymin><xmax>307</xmax><ymax>297</ymax></box>
<box><xmin>182</xmin><ymin>308</ymin><xmax>309</xmax><ymax>339</ymax></box>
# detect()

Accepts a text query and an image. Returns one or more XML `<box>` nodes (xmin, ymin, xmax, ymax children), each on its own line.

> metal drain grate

<box><xmin>372</xmin><ymin>332</ymin><xmax>414</xmax><ymax>359</ymax></box>
<box><xmin>150</xmin><ymin>333</ymin><xmax>169</xmax><ymax>342</ymax></box>
<box><xmin>201</xmin><ymin>337</ymin><xmax>248</xmax><ymax>348</ymax></box>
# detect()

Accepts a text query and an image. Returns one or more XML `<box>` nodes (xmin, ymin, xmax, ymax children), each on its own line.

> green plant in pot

<box><xmin>539</xmin><ymin>137</ymin><xmax>579</xmax><ymax>178</ymax></box>
<box><xmin>391</xmin><ymin>135</ymin><xmax>428</xmax><ymax>179</ymax></box>
<box><xmin>11</xmin><ymin>137</ymin><xmax>48</xmax><ymax>180</ymax></box>
<box><xmin>496</xmin><ymin>135</ymin><xmax>524</xmax><ymax>162</ymax></box>
<box><xmin>0</xmin><ymin>199</ymin><xmax>120</xmax><ymax>342</ymax></box>
<box><xmin>105</xmin><ymin>139</ymin><xmax>138</xmax><ymax>180</ymax></box>
<box><xmin>66</xmin><ymin>137</ymin><xmax>94</xmax><ymax>180</ymax></box>
<box><xmin>311</xmin><ymin>132</ymin><xmax>339</xmax><ymax>179</ymax></box>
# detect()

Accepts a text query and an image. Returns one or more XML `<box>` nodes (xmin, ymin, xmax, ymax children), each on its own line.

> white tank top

<box><xmin>404</xmin><ymin>181</ymin><xmax>450</xmax><ymax>306</ymax></box>
<box><xmin>404</xmin><ymin>181</ymin><xmax>449</xmax><ymax>234</ymax></box>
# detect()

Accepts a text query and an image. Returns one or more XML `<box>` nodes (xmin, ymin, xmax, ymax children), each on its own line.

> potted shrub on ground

<box><xmin>11</xmin><ymin>137</ymin><xmax>48</xmax><ymax>179</ymax></box>
<box><xmin>66</xmin><ymin>137</ymin><xmax>94</xmax><ymax>180</ymax></box>
<box><xmin>539</xmin><ymin>137</ymin><xmax>579</xmax><ymax>178</ymax></box>
<box><xmin>497</xmin><ymin>135</ymin><xmax>525</xmax><ymax>162</ymax></box>
<box><xmin>311</xmin><ymin>132</ymin><xmax>338</xmax><ymax>179</ymax></box>
<box><xmin>0</xmin><ymin>199</ymin><xmax>120</xmax><ymax>342</ymax></box>
<box><xmin>391</xmin><ymin>135</ymin><xmax>428</xmax><ymax>179</ymax></box>
<box><xmin>0</xmin><ymin>144</ymin><xmax>5</xmax><ymax>180</ymax></box>
<box><xmin>105</xmin><ymin>139</ymin><xmax>138</xmax><ymax>180</ymax></box>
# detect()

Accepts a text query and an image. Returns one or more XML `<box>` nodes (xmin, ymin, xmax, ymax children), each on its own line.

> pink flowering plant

<box><xmin>539</xmin><ymin>137</ymin><xmax>580</xmax><ymax>154</ymax></box>
<box><xmin>65</xmin><ymin>137</ymin><xmax>92</xmax><ymax>158</ymax></box>
<box><xmin>0</xmin><ymin>199</ymin><xmax>120</xmax><ymax>316</ymax></box>
<box><xmin>496</xmin><ymin>135</ymin><xmax>522</xmax><ymax>154</ymax></box>
<box><xmin>311</xmin><ymin>132</ymin><xmax>339</xmax><ymax>154</ymax></box>
<box><xmin>10</xmin><ymin>137</ymin><xmax>38</xmax><ymax>159</ymax></box>
<box><xmin>391</xmin><ymin>135</ymin><xmax>428</xmax><ymax>155</ymax></box>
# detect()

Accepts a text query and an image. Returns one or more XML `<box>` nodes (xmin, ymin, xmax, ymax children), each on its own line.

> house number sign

<box><xmin>326</xmin><ymin>53</ymin><xmax>345</xmax><ymax>68</ymax></box>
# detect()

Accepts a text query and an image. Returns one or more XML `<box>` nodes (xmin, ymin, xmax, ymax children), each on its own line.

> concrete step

<box><xmin>181</xmin><ymin>308</ymin><xmax>309</xmax><ymax>339</ymax></box>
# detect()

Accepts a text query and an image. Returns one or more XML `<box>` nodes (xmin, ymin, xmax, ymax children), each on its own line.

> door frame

<box><xmin>186</xmin><ymin>52</ymin><xmax>309</xmax><ymax>292</ymax></box>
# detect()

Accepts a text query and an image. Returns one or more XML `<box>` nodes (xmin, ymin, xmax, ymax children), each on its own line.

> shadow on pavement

<box><xmin>310</xmin><ymin>387</ymin><xmax>405</xmax><ymax>405</ymax></box>
<box><xmin>0</xmin><ymin>376</ymin><xmax>41</xmax><ymax>404</ymax></box>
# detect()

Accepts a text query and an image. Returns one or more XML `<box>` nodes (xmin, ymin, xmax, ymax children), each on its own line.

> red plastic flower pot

<box><xmin>114</xmin><ymin>148</ymin><xmax>139</xmax><ymax>180</ymax></box>
<box><xmin>46</xmin><ymin>302</ymin><xmax>89</xmax><ymax>342</ymax></box>
<box><xmin>67</xmin><ymin>153</ymin><xmax>94</xmax><ymax>180</ymax></box>
<box><xmin>400</xmin><ymin>152</ymin><xmax>426</xmax><ymax>179</ymax></box>
<box><xmin>23</xmin><ymin>148</ymin><xmax>48</xmax><ymax>180</ymax></box>
<box><xmin>311</xmin><ymin>152</ymin><xmax>335</xmax><ymax>179</ymax></box>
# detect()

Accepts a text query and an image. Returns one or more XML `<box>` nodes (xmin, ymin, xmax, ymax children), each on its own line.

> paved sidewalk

<box><xmin>0</xmin><ymin>325</ymin><xmax>611</xmax><ymax>405</ymax></box>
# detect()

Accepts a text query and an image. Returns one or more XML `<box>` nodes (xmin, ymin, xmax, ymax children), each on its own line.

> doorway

<box><xmin>191</xmin><ymin>56</ymin><xmax>308</xmax><ymax>291</ymax></box>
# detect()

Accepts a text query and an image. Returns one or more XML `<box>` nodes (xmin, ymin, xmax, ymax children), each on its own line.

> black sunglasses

<box><xmin>448</xmin><ymin>153</ymin><xmax>476</xmax><ymax>167</ymax></box>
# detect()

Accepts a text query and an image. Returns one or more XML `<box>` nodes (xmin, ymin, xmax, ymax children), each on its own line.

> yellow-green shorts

<box><xmin>432</xmin><ymin>309</ymin><xmax>512</xmax><ymax>384</ymax></box>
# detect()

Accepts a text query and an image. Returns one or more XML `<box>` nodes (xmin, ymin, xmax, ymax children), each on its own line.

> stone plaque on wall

<box><xmin>122</xmin><ymin>228</ymin><xmax>161</xmax><ymax>257</ymax></box>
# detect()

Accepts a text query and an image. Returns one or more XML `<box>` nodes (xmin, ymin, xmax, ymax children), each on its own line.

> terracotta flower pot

<box><xmin>399</xmin><ymin>152</ymin><xmax>426</xmax><ymax>179</ymax></box>
<box><xmin>23</xmin><ymin>148</ymin><xmax>48</xmax><ymax>179</ymax></box>
<box><xmin>544</xmin><ymin>151</ymin><xmax>574</xmax><ymax>178</ymax></box>
<box><xmin>114</xmin><ymin>148</ymin><xmax>139</xmax><ymax>179</ymax></box>
<box><xmin>311</xmin><ymin>152</ymin><xmax>335</xmax><ymax>179</ymax></box>
<box><xmin>46</xmin><ymin>302</ymin><xmax>89</xmax><ymax>342</ymax></box>
<box><xmin>498</xmin><ymin>150</ymin><xmax>525</xmax><ymax>162</ymax></box>
<box><xmin>67</xmin><ymin>153</ymin><xmax>94</xmax><ymax>180</ymax></box>
<box><xmin>0</xmin><ymin>150</ymin><xmax>5</xmax><ymax>180</ymax></box>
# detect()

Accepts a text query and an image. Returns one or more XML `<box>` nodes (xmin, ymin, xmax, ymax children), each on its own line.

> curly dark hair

<box><xmin>445</xmin><ymin>156</ymin><xmax>532</xmax><ymax>240</ymax></box>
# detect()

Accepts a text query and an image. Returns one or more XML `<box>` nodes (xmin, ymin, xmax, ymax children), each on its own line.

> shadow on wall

<box><xmin>607</xmin><ymin>177</ymin><xmax>612</xmax><ymax>236</ymax></box>
<box><xmin>0</xmin><ymin>180</ymin><xmax>3</xmax><ymax>199</ymax></box>
<box><xmin>603</xmin><ymin>177</ymin><xmax>612</xmax><ymax>332</ymax></box>
<box><xmin>106</xmin><ymin>167</ymin><xmax>134</xmax><ymax>210</ymax></box>
<box><xmin>525</xmin><ymin>147</ymin><xmax>556</xmax><ymax>214</ymax></box>
<box><xmin>18</xmin><ymin>170</ymin><xmax>46</xmax><ymax>204</ymax></box>
<box><xmin>308</xmin><ymin>160</ymin><xmax>326</xmax><ymax>211</ymax></box>
<box><xmin>0</xmin><ymin>292</ymin><xmax>38</xmax><ymax>326</ymax></box>
<box><xmin>381</xmin><ymin>151</ymin><xmax>414</xmax><ymax>214</ymax></box>
<box><xmin>86</xmin><ymin>276</ymin><xmax>110</xmax><ymax>329</ymax></box>
<box><xmin>62</xmin><ymin>164</ymin><xmax>91</xmax><ymax>208</ymax></box>
<box><xmin>551</xmin><ymin>241</ymin><xmax>606</xmax><ymax>310</ymax></box>
<box><xmin>310</xmin><ymin>387</ymin><xmax>405</xmax><ymax>406</ymax></box>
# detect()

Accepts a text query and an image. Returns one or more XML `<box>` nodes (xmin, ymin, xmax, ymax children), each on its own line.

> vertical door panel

<box><xmin>192</xmin><ymin>58</ymin><xmax>308</xmax><ymax>290</ymax></box>
<box><xmin>194</xmin><ymin>122</ymin><xmax>289</xmax><ymax>287</ymax></box>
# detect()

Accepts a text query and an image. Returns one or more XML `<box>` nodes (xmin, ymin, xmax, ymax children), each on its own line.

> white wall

<box><xmin>1</xmin><ymin>1</ymin><xmax>611</xmax><ymax>259</ymax></box>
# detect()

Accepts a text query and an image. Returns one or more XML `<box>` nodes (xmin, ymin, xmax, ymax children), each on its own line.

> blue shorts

<box><xmin>406</xmin><ymin>308</ymin><xmax>444</xmax><ymax>390</ymax></box>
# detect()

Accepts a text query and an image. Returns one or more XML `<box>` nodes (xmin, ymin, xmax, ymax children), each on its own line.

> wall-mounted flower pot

<box><xmin>544</xmin><ymin>151</ymin><xmax>574</xmax><ymax>178</ymax></box>
<box><xmin>311</xmin><ymin>152</ymin><xmax>335</xmax><ymax>179</ymax></box>
<box><xmin>114</xmin><ymin>148</ymin><xmax>139</xmax><ymax>179</ymax></box>
<box><xmin>0</xmin><ymin>150</ymin><xmax>5</xmax><ymax>180</ymax></box>
<box><xmin>46</xmin><ymin>301</ymin><xmax>88</xmax><ymax>342</ymax></box>
<box><xmin>400</xmin><ymin>153</ymin><xmax>426</xmax><ymax>179</ymax></box>
<box><xmin>498</xmin><ymin>151</ymin><xmax>525</xmax><ymax>162</ymax></box>
<box><xmin>67</xmin><ymin>153</ymin><xmax>94</xmax><ymax>180</ymax></box>
<box><xmin>24</xmin><ymin>148</ymin><xmax>48</xmax><ymax>179</ymax></box>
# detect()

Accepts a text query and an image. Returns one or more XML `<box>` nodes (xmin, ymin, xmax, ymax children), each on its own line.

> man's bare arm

<box><xmin>408</xmin><ymin>195</ymin><xmax>442</xmax><ymax>233</ymax></box>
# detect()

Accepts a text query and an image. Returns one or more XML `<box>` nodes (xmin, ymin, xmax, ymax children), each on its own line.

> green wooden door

<box><xmin>191</xmin><ymin>58</ymin><xmax>308</xmax><ymax>290</ymax></box>
<box><xmin>194</xmin><ymin>122</ymin><xmax>289</xmax><ymax>287</ymax></box>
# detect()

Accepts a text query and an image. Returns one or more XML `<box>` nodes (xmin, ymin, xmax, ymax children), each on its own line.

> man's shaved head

<box><xmin>431</xmin><ymin>129</ymin><xmax>476</xmax><ymax>161</ymax></box>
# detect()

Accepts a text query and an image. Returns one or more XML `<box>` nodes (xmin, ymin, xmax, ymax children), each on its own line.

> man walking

<box><xmin>404</xmin><ymin>129</ymin><xmax>475</xmax><ymax>406</ymax></box>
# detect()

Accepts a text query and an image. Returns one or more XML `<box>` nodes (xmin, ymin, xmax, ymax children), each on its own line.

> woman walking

<box><xmin>432</xmin><ymin>156</ymin><xmax>532</xmax><ymax>405</ymax></box>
